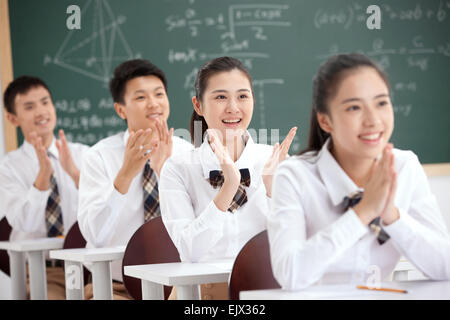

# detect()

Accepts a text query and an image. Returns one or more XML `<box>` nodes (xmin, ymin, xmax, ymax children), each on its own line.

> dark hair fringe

<box><xmin>109</xmin><ymin>59</ymin><xmax>167</xmax><ymax>105</ymax></box>
<box><xmin>3</xmin><ymin>76</ymin><xmax>52</xmax><ymax>114</ymax></box>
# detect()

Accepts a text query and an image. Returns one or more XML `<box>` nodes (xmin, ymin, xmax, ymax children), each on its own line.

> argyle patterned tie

<box><xmin>143</xmin><ymin>162</ymin><xmax>160</xmax><ymax>222</ymax></box>
<box><xmin>342</xmin><ymin>191</ymin><xmax>390</xmax><ymax>245</ymax></box>
<box><xmin>45</xmin><ymin>174</ymin><xmax>64</xmax><ymax>237</ymax></box>
<box><xmin>208</xmin><ymin>168</ymin><xmax>251</xmax><ymax>213</ymax></box>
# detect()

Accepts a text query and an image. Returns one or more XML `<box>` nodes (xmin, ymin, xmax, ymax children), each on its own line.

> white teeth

<box><xmin>222</xmin><ymin>119</ymin><xmax>240</xmax><ymax>123</ymax></box>
<box><xmin>147</xmin><ymin>114</ymin><xmax>161</xmax><ymax>118</ymax></box>
<box><xmin>37</xmin><ymin>119</ymin><xmax>48</xmax><ymax>125</ymax></box>
<box><xmin>360</xmin><ymin>133</ymin><xmax>381</xmax><ymax>140</ymax></box>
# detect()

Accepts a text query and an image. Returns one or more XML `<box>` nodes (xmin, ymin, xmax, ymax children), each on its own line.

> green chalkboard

<box><xmin>8</xmin><ymin>0</ymin><xmax>450</xmax><ymax>163</ymax></box>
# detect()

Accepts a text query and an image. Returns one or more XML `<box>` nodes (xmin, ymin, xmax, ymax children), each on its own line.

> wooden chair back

<box><xmin>122</xmin><ymin>217</ymin><xmax>180</xmax><ymax>300</ymax></box>
<box><xmin>228</xmin><ymin>230</ymin><xmax>280</xmax><ymax>300</ymax></box>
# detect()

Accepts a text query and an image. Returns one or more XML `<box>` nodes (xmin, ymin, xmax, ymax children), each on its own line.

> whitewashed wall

<box><xmin>429</xmin><ymin>175</ymin><xmax>450</xmax><ymax>231</ymax></box>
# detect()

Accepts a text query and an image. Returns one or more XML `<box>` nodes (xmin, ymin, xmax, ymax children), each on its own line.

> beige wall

<box><xmin>0</xmin><ymin>0</ymin><xmax>18</xmax><ymax>156</ymax></box>
<box><xmin>428</xmin><ymin>175</ymin><xmax>450</xmax><ymax>231</ymax></box>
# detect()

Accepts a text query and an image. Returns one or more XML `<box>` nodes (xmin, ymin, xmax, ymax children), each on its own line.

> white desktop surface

<box><xmin>240</xmin><ymin>280</ymin><xmax>450</xmax><ymax>300</ymax></box>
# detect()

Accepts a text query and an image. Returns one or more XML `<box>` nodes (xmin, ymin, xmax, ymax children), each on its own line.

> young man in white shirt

<box><xmin>77</xmin><ymin>59</ymin><xmax>193</xmax><ymax>299</ymax></box>
<box><xmin>0</xmin><ymin>76</ymin><xmax>89</xmax><ymax>299</ymax></box>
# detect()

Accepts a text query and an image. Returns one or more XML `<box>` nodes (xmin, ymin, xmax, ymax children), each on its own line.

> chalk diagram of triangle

<box><xmin>45</xmin><ymin>0</ymin><xmax>140</xmax><ymax>84</ymax></box>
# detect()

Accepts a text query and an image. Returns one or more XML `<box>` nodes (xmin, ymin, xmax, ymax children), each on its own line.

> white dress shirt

<box><xmin>159</xmin><ymin>133</ymin><xmax>273</xmax><ymax>263</ymax></box>
<box><xmin>77</xmin><ymin>130</ymin><xmax>193</xmax><ymax>280</ymax></box>
<box><xmin>0</xmin><ymin>138</ymin><xmax>88</xmax><ymax>241</ymax></box>
<box><xmin>268</xmin><ymin>139</ymin><xmax>450</xmax><ymax>290</ymax></box>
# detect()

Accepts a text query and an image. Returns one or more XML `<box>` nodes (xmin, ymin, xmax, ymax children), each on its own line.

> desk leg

<box><xmin>141</xmin><ymin>281</ymin><xmax>164</xmax><ymax>300</ymax></box>
<box><xmin>27</xmin><ymin>251</ymin><xmax>47</xmax><ymax>300</ymax></box>
<box><xmin>9</xmin><ymin>251</ymin><xmax>27</xmax><ymax>300</ymax></box>
<box><xmin>64</xmin><ymin>261</ymin><xmax>84</xmax><ymax>300</ymax></box>
<box><xmin>92</xmin><ymin>261</ymin><xmax>112</xmax><ymax>300</ymax></box>
<box><xmin>177</xmin><ymin>284</ymin><xmax>200</xmax><ymax>300</ymax></box>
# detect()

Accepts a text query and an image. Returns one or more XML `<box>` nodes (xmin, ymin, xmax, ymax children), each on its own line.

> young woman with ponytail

<box><xmin>159</xmin><ymin>56</ymin><xmax>296</xmax><ymax>299</ymax></box>
<box><xmin>268</xmin><ymin>53</ymin><xmax>450</xmax><ymax>290</ymax></box>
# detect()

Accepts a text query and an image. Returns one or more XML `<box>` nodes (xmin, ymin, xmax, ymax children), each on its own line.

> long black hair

<box><xmin>299</xmin><ymin>53</ymin><xmax>390</xmax><ymax>156</ymax></box>
<box><xmin>190</xmin><ymin>56</ymin><xmax>253</xmax><ymax>147</ymax></box>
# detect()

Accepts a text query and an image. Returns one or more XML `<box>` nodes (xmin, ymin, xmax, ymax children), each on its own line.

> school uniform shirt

<box><xmin>77</xmin><ymin>130</ymin><xmax>193</xmax><ymax>281</ymax></box>
<box><xmin>159</xmin><ymin>133</ymin><xmax>273</xmax><ymax>263</ymax></box>
<box><xmin>0</xmin><ymin>138</ymin><xmax>88</xmax><ymax>241</ymax></box>
<box><xmin>268</xmin><ymin>138</ymin><xmax>450</xmax><ymax>290</ymax></box>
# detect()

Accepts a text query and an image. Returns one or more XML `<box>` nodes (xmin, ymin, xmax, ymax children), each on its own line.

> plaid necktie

<box><xmin>45</xmin><ymin>174</ymin><xmax>64</xmax><ymax>237</ymax></box>
<box><xmin>342</xmin><ymin>191</ymin><xmax>390</xmax><ymax>245</ymax></box>
<box><xmin>208</xmin><ymin>168</ymin><xmax>251</xmax><ymax>213</ymax></box>
<box><xmin>143</xmin><ymin>162</ymin><xmax>160</xmax><ymax>222</ymax></box>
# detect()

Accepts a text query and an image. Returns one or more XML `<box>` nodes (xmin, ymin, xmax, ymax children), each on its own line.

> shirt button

<box><xmin>203</xmin><ymin>294</ymin><xmax>212</xmax><ymax>300</ymax></box>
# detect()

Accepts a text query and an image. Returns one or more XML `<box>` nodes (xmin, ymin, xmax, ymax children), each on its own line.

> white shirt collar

<box><xmin>317</xmin><ymin>138</ymin><xmax>361</xmax><ymax>206</ymax></box>
<box><xmin>47</xmin><ymin>138</ymin><xmax>59</xmax><ymax>159</ymax></box>
<box><xmin>198</xmin><ymin>131</ymin><xmax>256</xmax><ymax>181</ymax></box>
<box><xmin>23</xmin><ymin>136</ymin><xmax>59</xmax><ymax>160</ymax></box>
<box><xmin>123</xmin><ymin>129</ymin><xmax>130</xmax><ymax>146</ymax></box>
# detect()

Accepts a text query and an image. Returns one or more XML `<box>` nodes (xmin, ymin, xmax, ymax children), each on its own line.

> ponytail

<box><xmin>190</xmin><ymin>111</ymin><xmax>208</xmax><ymax>147</ymax></box>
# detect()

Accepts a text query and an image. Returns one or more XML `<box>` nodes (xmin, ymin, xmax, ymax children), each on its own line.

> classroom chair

<box><xmin>228</xmin><ymin>230</ymin><xmax>280</xmax><ymax>300</ymax></box>
<box><xmin>0</xmin><ymin>217</ymin><xmax>12</xmax><ymax>276</ymax></box>
<box><xmin>121</xmin><ymin>216</ymin><xmax>180</xmax><ymax>300</ymax></box>
<box><xmin>62</xmin><ymin>221</ymin><xmax>91</xmax><ymax>283</ymax></box>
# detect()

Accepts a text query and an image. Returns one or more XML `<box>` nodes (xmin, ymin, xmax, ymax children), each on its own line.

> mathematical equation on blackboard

<box><xmin>41</xmin><ymin>0</ymin><xmax>450</xmax><ymax>149</ymax></box>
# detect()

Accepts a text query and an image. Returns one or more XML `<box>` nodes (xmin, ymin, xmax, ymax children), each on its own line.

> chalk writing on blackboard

<box><xmin>253</xmin><ymin>79</ymin><xmax>285</xmax><ymax>128</ymax></box>
<box><xmin>166</xmin><ymin>3</ymin><xmax>292</xmax><ymax>130</ymax></box>
<box><xmin>313</xmin><ymin>2</ymin><xmax>450</xmax><ymax>29</ymax></box>
<box><xmin>44</xmin><ymin>0</ymin><xmax>140</xmax><ymax>85</ymax></box>
<box><xmin>55</xmin><ymin>97</ymin><xmax>125</xmax><ymax>144</ymax></box>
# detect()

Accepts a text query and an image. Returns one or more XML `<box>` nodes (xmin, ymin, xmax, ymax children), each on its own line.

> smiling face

<box><xmin>193</xmin><ymin>69</ymin><xmax>254</xmax><ymax>145</ymax></box>
<box><xmin>7</xmin><ymin>85</ymin><xmax>57</xmax><ymax>146</ymax></box>
<box><xmin>317</xmin><ymin>66</ymin><xmax>394</xmax><ymax>163</ymax></box>
<box><xmin>114</xmin><ymin>75</ymin><xmax>170</xmax><ymax>133</ymax></box>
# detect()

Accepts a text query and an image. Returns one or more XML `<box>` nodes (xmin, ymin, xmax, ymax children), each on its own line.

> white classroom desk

<box><xmin>49</xmin><ymin>246</ymin><xmax>125</xmax><ymax>300</ymax></box>
<box><xmin>240</xmin><ymin>280</ymin><xmax>450</xmax><ymax>300</ymax></box>
<box><xmin>124</xmin><ymin>259</ymin><xmax>233</xmax><ymax>300</ymax></box>
<box><xmin>393</xmin><ymin>258</ymin><xmax>424</xmax><ymax>281</ymax></box>
<box><xmin>0</xmin><ymin>237</ymin><xmax>64</xmax><ymax>300</ymax></box>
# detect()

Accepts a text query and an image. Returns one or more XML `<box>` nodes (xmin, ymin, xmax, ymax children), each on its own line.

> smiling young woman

<box><xmin>267</xmin><ymin>53</ymin><xmax>450</xmax><ymax>291</ymax></box>
<box><xmin>159</xmin><ymin>56</ymin><xmax>296</xmax><ymax>299</ymax></box>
